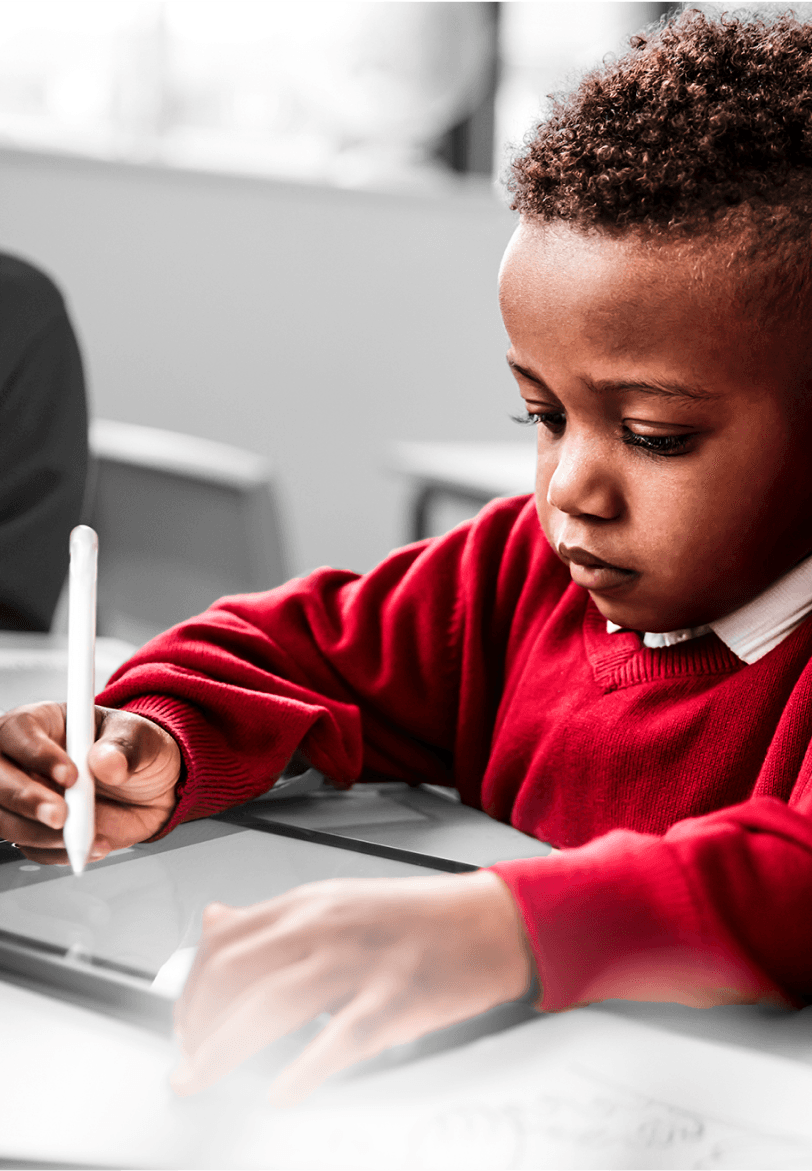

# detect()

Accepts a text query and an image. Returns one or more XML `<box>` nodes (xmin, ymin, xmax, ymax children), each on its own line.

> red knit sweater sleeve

<box><xmin>95</xmin><ymin>497</ymin><xmax>537</xmax><ymax>833</ymax></box>
<box><xmin>96</xmin><ymin>494</ymin><xmax>812</xmax><ymax>1013</ymax></box>
<box><xmin>491</xmin><ymin>789</ymin><xmax>812</xmax><ymax>1012</ymax></box>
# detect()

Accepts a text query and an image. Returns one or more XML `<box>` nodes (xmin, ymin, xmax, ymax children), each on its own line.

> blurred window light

<box><xmin>0</xmin><ymin>2</ymin><xmax>695</xmax><ymax>191</ymax></box>
<box><xmin>0</xmin><ymin>0</ymin><xmax>498</xmax><ymax>188</ymax></box>
<box><xmin>689</xmin><ymin>0</ymin><xmax>812</xmax><ymax>16</ymax></box>
<box><xmin>493</xmin><ymin>3</ymin><xmax>677</xmax><ymax>179</ymax></box>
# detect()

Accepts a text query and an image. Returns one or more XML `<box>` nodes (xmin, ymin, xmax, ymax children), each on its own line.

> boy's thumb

<box><xmin>87</xmin><ymin>735</ymin><xmax>131</xmax><ymax>786</ymax></box>
<box><xmin>87</xmin><ymin>709</ymin><xmax>148</xmax><ymax>784</ymax></box>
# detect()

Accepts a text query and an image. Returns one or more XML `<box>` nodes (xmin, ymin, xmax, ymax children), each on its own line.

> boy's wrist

<box><xmin>466</xmin><ymin>868</ymin><xmax>539</xmax><ymax>1005</ymax></box>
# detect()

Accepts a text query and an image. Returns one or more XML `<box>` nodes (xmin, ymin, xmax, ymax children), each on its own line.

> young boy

<box><xmin>2</xmin><ymin>8</ymin><xmax>812</xmax><ymax>1106</ymax></box>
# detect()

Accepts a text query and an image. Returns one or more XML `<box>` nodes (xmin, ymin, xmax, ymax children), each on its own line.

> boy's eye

<box><xmin>511</xmin><ymin>410</ymin><xmax>695</xmax><ymax>457</ymax></box>
<box><xmin>622</xmin><ymin>427</ymin><xmax>693</xmax><ymax>457</ymax></box>
<box><xmin>511</xmin><ymin>409</ymin><xmax>565</xmax><ymax>434</ymax></box>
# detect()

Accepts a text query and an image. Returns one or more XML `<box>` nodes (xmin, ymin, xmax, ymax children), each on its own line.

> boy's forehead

<box><xmin>499</xmin><ymin>218</ymin><xmax>812</xmax><ymax>404</ymax></box>
<box><xmin>501</xmin><ymin>219</ymin><xmax>688</xmax><ymax>290</ymax></box>
<box><xmin>498</xmin><ymin>218</ymin><xmax>772</xmax><ymax>341</ymax></box>
<box><xmin>500</xmin><ymin>216</ymin><xmax>802</xmax><ymax>328</ymax></box>
<box><xmin>498</xmin><ymin>220</ymin><xmax>704</xmax><ymax>343</ymax></box>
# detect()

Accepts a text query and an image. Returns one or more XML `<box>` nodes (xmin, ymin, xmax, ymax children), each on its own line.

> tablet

<box><xmin>0</xmin><ymin>817</ymin><xmax>449</xmax><ymax>1031</ymax></box>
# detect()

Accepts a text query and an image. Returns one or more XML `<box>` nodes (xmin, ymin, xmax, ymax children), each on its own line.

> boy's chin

<box><xmin>589</xmin><ymin>594</ymin><xmax>696</xmax><ymax>636</ymax></box>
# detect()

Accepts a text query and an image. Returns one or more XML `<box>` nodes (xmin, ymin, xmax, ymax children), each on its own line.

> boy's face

<box><xmin>499</xmin><ymin>221</ymin><xmax>812</xmax><ymax>633</ymax></box>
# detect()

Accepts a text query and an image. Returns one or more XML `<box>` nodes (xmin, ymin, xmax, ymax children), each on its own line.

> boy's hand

<box><xmin>171</xmin><ymin>870</ymin><xmax>533</xmax><ymax>1104</ymax></box>
<box><xmin>0</xmin><ymin>702</ymin><xmax>181</xmax><ymax>863</ymax></box>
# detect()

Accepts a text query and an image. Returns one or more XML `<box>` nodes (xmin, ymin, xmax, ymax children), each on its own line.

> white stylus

<box><xmin>64</xmin><ymin>525</ymin><xmax>98</xmax><ymax>875</ymax></box>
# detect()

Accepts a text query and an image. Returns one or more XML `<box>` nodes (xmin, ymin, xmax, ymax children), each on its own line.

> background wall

<box><xmin>0</xmin><ymin>147</ymin><xmax>527</xmax><ymax>575</ymax></box>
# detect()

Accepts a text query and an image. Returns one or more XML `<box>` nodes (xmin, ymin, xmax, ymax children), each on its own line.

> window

<box><xmin>0</xmin><ymin>1</ymin><xmax>689</xmax><ymax>189</ymax></box>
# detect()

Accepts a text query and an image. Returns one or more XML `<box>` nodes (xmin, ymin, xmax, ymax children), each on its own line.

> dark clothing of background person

<box><xmin>0</xmin><ymin>254</ymin><xmax>88</xmax><ymax>631</ymax></box>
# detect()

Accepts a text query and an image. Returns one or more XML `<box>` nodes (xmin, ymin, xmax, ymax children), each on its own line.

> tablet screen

<box><xmin>0</xmin><ymin>819</ymin><xmax>446</xmax><ymax>996</ymax></box>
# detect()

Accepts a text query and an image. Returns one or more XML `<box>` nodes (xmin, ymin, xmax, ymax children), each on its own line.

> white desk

<box><xmin>0</xmin><ymin>631</ymin><xmax>136</xmax><ymax>712</ymax></box>
<box><xmin>3</xmin><ymin>799</ymin><xmax>812</xmax><ymax>1171</ymax></box>
<box><xmin>4</xmin><ymin>976</ymin><xmax>812</xmax><ymax>1170</ymax></box>
<box><xmin>1</xmin><ymin>647</ymin><xmax>812</xmax><ymax>1169</ymax></box>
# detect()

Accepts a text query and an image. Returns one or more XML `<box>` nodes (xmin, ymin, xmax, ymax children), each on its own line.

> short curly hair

<box><xmin>508</xmin><ymin>6</ymin><xmax>812</xmax><ymax>250</ymax></box>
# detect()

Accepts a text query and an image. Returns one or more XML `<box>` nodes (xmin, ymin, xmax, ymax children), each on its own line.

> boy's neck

<box><xmin>606</xmin><ymin>552</ymin><xmax>812</xmax><ymax>664</ymax></box>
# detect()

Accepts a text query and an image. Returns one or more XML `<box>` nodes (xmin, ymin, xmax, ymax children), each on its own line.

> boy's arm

<box><xmin>96</xmin><ymin>496</ymin><xmax>543</xmax><ymax>835</ymax></box>
<box><xmin>96</xmin><ymin>557</ymin><xmax>462</xmax><ymax>834</ymax></box>
<box><xmin>490</xmin><ymin>791</ymin><xmax>812</xmax><ymax>1011</ymax></box>
<box><xmin>0</xmin><ymin>496</ymin><xmax>544</xmax><ymax>859</ymax></box>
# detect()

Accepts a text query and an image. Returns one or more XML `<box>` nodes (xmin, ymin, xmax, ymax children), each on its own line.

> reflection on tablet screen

<box><xmin>0</xmin><ymin>819</ymin><xmax>445</xmax><ymax>994</ymax></box>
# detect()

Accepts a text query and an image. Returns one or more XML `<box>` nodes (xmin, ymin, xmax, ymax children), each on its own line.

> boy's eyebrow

<box><xmin>507</xmin><ymin>358</ymin><xmax>548</xmax><ymax>385</ymax></box>
<box><xmin>586</xmin><ymin>377</ymin><xmax>720</xmax><ymax>402</ymax></box>
<box><xmin>506</xmin><ymin>360</ymin><xmax>718</xmax><ymax>403</ymax></box>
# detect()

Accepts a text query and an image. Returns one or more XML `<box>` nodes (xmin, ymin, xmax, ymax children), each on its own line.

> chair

<box><xmin>388</xmin><ymin>441</ymin><xmax>537</xmax><ymax>541</ymax></box>
<box><xmin>82</xmin><ymin>420</ymin><xmax>289</xmax><ymax>646</ymax></box>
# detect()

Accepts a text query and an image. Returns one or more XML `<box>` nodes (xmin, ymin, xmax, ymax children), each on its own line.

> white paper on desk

<box><xmin>5</xmin><ymin>982</ymin><xmax>812</xmax><ymax>1170</ymax></box>
<box><xmin>213</xmin><ymin>1007</ymin><xmax>812</xmax><ymax>1171</ymax></box>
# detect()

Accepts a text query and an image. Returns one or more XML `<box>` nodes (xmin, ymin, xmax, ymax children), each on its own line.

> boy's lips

<box><xmin>557</xmin><ymin>544</ymin><xmax>638</xmax><ymax>592</ymax></box>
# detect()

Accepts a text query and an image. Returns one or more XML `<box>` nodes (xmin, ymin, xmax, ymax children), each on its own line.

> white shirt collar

<box><xmin>606</xmin><ymin>554</ymin><xmax>812</xmax><ymax>664</ymax></box>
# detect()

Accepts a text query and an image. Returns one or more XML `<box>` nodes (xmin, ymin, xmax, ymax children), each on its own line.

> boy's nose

<box><xmin>544</xmin><ymin>438</ymin><xmax>622</xmax><ymax>520</ymax></box>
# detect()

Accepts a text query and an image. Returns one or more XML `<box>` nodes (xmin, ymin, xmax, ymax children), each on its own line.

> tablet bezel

<box><xmin>0</xmin><ymin>814</ymin><xmax>462</xmax><ymax>1031</ymax></box>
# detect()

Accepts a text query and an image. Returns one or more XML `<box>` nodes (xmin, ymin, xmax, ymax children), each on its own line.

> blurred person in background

<box><xmin>0</xmin><ymin>254</ymin><xmax>87</xmax><ymax>631</ymax></box>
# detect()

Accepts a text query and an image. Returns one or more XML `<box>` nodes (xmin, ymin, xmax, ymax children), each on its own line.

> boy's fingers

<box><xmin>0</xmin><ymin>755</ymin><xmax>68</xmax><ymax>829</ymax></box>
<box><xmin>0</xmin><ymin>807</ymin><xmax>66</xmax><ymax>850</ymax></box>
<box><xmin>172</xmin><ymin>965</ymin><xmax>321</xmax><ymax>1095</ymax></box>
<box><xmin>176</xmin><ymin>903</ymin><xmax>298</xmax><ymax>1034</ymax></box>
<box><xmin>267</xmin><ymin>988</ymin><xmax>401</xmax><ymax>1106</ymax></box>
<box><xmin>172</xmin><ymin>903</ymin><xmax>235</xmax><ymax>1033</ymax></box>
<box><xmin>201</xmin><ymin>901</ymin><xmax>233</xmax><ymax>928</ymax></box>
<box><xmin>177</xmin><ymin>926</ymin><xmax>323</xmax><ymax>1054</ymax></box>
<box><xmin>0</xmin><ymin>704</ymin><xmax>180</xmax><ymax>864</ymax></box>
<box><xmin>89</xmin><ymin>797</ymin><xmax>167</xmax><ymax>855</ymax></box>
<box><xmin>0</xmin><ymin>706</ymin><xmax>75</xmax><ymax>787</ymax></box>
<box><xmin>12</xmin><ymin>845</ymin><xmax>71</xmax><ymax>865</ymax></box>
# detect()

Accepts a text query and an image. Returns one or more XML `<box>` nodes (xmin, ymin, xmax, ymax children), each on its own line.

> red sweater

<box><xmin>97</xmin><ymin>497</ymin><xmax>812</xmax><ymax>1014</ymax></box>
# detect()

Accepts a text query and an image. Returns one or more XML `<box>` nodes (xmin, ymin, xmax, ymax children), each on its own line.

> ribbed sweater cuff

<box><xmin>112</xmin><ymin>695</ymin><xmax>281</xmax><ymax>838</ymax></box>
<box><xmin>490</xmin><ymin>830</ymin><xmax>768</xmax><ymax>1013</ymax></box>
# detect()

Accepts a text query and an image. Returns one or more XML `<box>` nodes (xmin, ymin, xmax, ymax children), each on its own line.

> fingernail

<box><xmin>268</xmin><ymin>1080</ymin><xmax>299</xmax><ymax>1108</ymax></box>
<box><xmin>89</xmin><ymin>841</ymin><xmax>108</xmax><ymax>861</ymax></box>
<box><xmin>52</xmin><ymin>764</ymin><xmax>72</xmax><ymax>786</ymax></box>
<box><xmin>170</xmin><ymin>1060</ymin><xmax>195</xmax><ymax>1094</ymax></box>
<box><xmin>37</xmin><ymin>803</ymin><xmax>62</xmax><ymax>829</ymax></box>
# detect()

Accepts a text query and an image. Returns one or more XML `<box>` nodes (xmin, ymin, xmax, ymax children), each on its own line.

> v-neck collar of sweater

<box><xmin>605</xmin><ymin>554</ymin><xmax>812</xmax><ymax>665</ymax></box>
<box><xmin>584</xmin><ymin>605</ymin><xmax>741</xmax><ymax>690</ymax></box>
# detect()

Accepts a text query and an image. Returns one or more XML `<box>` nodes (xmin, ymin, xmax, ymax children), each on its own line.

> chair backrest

<box><xmin>84</xmin><ymin>420</ymin><xmax>289</xmax><ymax>646</ymax></box>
